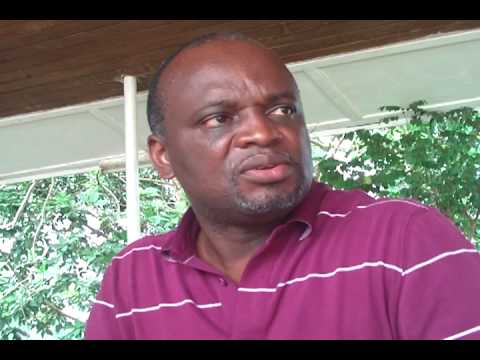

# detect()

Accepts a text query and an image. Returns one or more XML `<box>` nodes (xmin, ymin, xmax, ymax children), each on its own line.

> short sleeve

<box><xmin>396</xmin><ymin>208</ymin><xmax>480</xmax><ymax>340</ymax></box>
<box><xmin>84</xmin><ymin>264</ymin><xmax>127</xmax><ymax>340</ymax></box>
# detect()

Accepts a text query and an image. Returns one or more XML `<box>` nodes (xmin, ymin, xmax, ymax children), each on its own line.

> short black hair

<box><xmin>146</xmin><ymin>32</ymin><xmax>261</xmax><ymax>136</ymax></box>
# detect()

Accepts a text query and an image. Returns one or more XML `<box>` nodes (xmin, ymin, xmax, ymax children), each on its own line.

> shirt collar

<box><xmin>162</xmin><ymin>181</ymin><xmax>329</xmax><ymax>259</ymax></box>
<box><xmin>285</xmin><ymin>181</ymin><xmax>328</xmax><ymax>226</ymax></box>
<box><xmin>161</xmin><ymin>207</ymin><xmax>199</xmax><ymax>262</ymax></box>
<box><xmin>282</xmin><ymin>181</ymin><xmax>329</xmax><ymax>241</ymax></box>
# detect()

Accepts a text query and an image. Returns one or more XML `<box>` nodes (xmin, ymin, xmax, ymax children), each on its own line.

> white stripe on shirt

<box><xmin>238</xmin><ymin>261</ymin><xmax>403</xmax><ymax>293</ymax></box>
<box><xmin>402</xmin><ymin>248</ymin><xmax>478</xmax><ymax>276</ymax></box>
<box><xmin>444</xmin><ymin>324</ymin><xmax>480</xmax><ymax>340</ymax></box>
<box><xmin>112</xmin><ymin>244</ymin><xmax>163</xmax><ymax>260</ymax></box>
<box><xmin>92</xmin><ymin>299</ymin><xmax>115</xmax><ymax>308</ymax></box>
<box><xmin>238</xmin><ymin>248</ymin><xmax>477</xmax><ymax>292</ymax></box>
<box><xmin>115</xmin><ymin>299</ymin><xmax>222</xmax><ymax>319</ymax></box>
<box><xmin>317</xmin><ymin>199</ymin><xmax>427</xmax><ymax>218</ymax></box>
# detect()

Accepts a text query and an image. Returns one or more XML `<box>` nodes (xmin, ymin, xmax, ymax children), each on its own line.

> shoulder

<box><xmin>319</xmin><ymin>185</ymin><xmax>429</xmax><ymax>220</ymax></box>
<box><xmin>314</xmin><ymin>185</ymin><xmax>471</xmax><ymax>266</ymax></box>
<box><xmin>112</xmin><ymin>232</ymin><xmax>173</xmax><ymax>261</ymax></box>
<box><xmin>103</xmin><ymin>230</ymin><xmax>176</xmax><ymax>279</ymax></box>
<box><xmin>95</xmin><ymin>231</ymin><xmax>176</xmax><ymax>302</ymax></box>
<box><xmin>400</xmin><ymin>205</ymin><xmax>477</xmax><ymax>270</ymax></box>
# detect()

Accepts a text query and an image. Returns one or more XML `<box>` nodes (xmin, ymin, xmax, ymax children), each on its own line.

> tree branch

<box><xmin>0</xmin><ymin>261</ymin><xmax>84</xmax><ymax>331</ymax></box>
<box><xmin>475</xmin><ymin>212</ymin><xmax>479</xmax><ymax>236</ymax></box>
<box><xmin>331</xmin><ymin>134</ymin><xmax>347</xmax><ymax>159</ymax></box>
<box><xmin>84</xmin><ymin>209</ymin><xmax>99</xmax><ymax>219</ymax></box>
<box><xmin>461</xmin><ymin>207</ymin><xmax>479</xmax><ymax>241</ymax></box>
<box><xmin>31</xmin><ymin>178</ymin><xmax>55</xmax><ymax>260</ymax></box>
<box><xmin>14</xmin><ymin>327</ymin><xmax>30</xmax><ymax>339</ymax></box>
<box><xmin>0</xmin><ymin>180</ymin><xmax>37</xmax><ymax>230</ymax></box>
<box><xmin>110</xmin><ymin>173</ymin><xmax>126</xmax><ymax>185</ymax></box>
<box><xmin>428</xmin><ymin>182</ymin><xmax>442</xmax><ymax>210</ymax></box>
<box><xmin>96</xmin><ymin>172</ymin><xmax>120</xmax><ymax>213</ymax></box>
<box><xmin>83</xmin><ymin>223</ymin><xmax>108</xmax><ymax>239</ymax></box>
<box><xmin>0</xmin><ymin>278</ymin><xmax>30</xmax><ymax>302</ymax></box>
<box><xmin>139</xmin><ymin>177</ymin><xmax>178</xmax><ymax>188</ymax></box>
<box><xmin>44</xmin><ymin>300</ymin><xmax>86</xmax><ymax>324</ymax></box>
<box><xmin>309</xmin><ymin>139</ymin><xmax>330</xmax><ymax>152</ymax></box>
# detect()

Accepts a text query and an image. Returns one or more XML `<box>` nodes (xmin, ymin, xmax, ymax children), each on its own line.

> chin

<box><xmin>233</xmin><ymin>178</ymin><xmax>310</xmax><ymax>215</ymax></box>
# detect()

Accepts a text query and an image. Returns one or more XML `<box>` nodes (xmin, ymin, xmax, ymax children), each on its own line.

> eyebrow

<box><xmin>197</xmin><ymin>99</ymin><xmax>233</xmax><ymax>113</ymax></box>
<box><xmin>196</xmin><ymin>90</ymin><xmax>298</xmax><ymax>114</ymax></box>
<box><xmin>264</xmin><ymin>91</ymin><xmax>298</xmax><ymax>104</ymax></box>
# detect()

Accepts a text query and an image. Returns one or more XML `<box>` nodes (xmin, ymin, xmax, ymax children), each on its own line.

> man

<box><xmin>85</xmin><ymin>32</ymin><xmax>480</xmax><ymax>339</ymax></box>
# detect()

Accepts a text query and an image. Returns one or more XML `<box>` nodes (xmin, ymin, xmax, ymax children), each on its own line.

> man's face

<box><xmin>152</xmin><ymin>40</ymin><xmax>313</xmax><ymax>222</ymax></box>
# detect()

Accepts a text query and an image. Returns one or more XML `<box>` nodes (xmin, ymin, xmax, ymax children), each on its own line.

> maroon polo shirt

<box><xmin>85</xmin><ymin>182</ymin><xmax>480</xmax><ymax>339</ymax></box>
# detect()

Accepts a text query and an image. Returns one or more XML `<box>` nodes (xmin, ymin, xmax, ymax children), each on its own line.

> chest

<box><xmin>119</xmin><ymin>238</ymin><xmax>400</xmax><ymax>339</ymax></box>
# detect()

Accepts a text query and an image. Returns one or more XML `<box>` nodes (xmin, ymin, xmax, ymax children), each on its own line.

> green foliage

<box><xmin>0</xmin><ymin>168</ymin><xmax>185</xmax><ymax>339</ymax></box>
<box><xmin>313</xmin><ymin>102</ymin><xmax>480</xmax><ymax>246</ymax></box>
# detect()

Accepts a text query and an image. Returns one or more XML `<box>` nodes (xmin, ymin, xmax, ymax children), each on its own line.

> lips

<box><xmin>237</xmin><ymin>153</ymin><xmax>293</xmax><ymax>184</ymax></box>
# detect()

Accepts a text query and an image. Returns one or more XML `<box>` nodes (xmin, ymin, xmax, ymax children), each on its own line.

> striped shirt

<box><xmin>85</xmin><ymin>182</ymin><xmax>480</xmax><ymax>339</ymax></box>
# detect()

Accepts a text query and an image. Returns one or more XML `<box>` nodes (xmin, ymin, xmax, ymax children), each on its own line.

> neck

<box><xmin>195</xmin><ymin>212</ymin><xmax>285</xmax><ymax>284</ymax></box>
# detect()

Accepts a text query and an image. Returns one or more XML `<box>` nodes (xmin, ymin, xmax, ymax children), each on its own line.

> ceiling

<box><xmin>1</xmin><ymin>21</ymin><xmax>480</xmax><ymax>184</ymax></box>
<box><xmin>2</xmin><ymin>20</ymin><xmax>479</xmax><ymax>118</ymax></box>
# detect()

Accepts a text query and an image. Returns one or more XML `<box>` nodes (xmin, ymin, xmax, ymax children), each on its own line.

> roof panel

<box><xmin>291</xmin><ymin>71</ymin><xmax>346</xmax><ymax>124</ymax></box>
<box><xmin>320</xmin><ymin>33</ymin><xmax>480</xmax><ymax>116</ymax></box>
<box><xmin>2</xmin><ymin>20</ymin><xmax>479</xmax><ymax>118</ymax></box>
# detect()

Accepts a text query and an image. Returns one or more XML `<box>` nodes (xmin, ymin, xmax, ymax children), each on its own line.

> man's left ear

<box><xmin>147</xmin><ymin>134</ymin><xmax>175</xmax><ymax>179</ymax></box>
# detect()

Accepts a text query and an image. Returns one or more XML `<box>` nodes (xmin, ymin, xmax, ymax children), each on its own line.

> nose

<box><xmin>234</xmin><ymin>109</ymin><xmax>282</xmax><ymax>148</ymax></box>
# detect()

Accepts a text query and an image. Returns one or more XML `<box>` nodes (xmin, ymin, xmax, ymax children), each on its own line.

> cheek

<box><xmin>283</xmin><ymin>124</ymin><xmax>310</xmax><ymax>155</ymax></box>
<box><xmin>169</xmin><ymin>135</ymin><xmax>229</xmax><ymax>180</ymax></box>
<box><xmin>301</xmin><ymin>128</ymin><xmax>312</xmax><ymax>155</ymax></box>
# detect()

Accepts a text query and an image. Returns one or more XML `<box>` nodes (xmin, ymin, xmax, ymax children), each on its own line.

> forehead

<box><xmin>160</xmin><ymin>40</ymin><xmax>297</xmax><ymax>110</ymax></box>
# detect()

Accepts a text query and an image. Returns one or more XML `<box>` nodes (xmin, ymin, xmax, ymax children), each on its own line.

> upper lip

<box><xmin>237</xmin><ymin>152</ymin><xmax>291</xmax><ymax>174</ymax></box>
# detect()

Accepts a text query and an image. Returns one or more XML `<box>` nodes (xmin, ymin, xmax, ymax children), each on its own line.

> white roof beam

<box><xmin>303</xmin><ymin>68</ymin><xmax>365</xmax><ymax>124</ymax></box>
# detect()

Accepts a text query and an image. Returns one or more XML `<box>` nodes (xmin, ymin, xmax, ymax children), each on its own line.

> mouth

<box><xmin>237</xmin><ymin>153</ymin><xmax>294</xmax><ymax>184</ymax></box>
<box><xmin>242</xmin><ymin>164</ymin><xmax>292</xmax><ymax>184</ymax></box>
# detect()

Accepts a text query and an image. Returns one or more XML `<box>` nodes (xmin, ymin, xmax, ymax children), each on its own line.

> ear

<box><xmin>148</xmin><ymin>134</ymin><xmax>175</xmax><ymax>179</ymax></box>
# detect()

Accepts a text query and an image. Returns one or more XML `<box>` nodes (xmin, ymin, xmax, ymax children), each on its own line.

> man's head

<box><xmin>147</xmin><ymin>32</ymin><xmax>256</xmax><ymax>137</ymax></box>
<box><xmin>147</xmin><ymin>32</ymin><xmax>313</xmax><ymax>225</ymax></box>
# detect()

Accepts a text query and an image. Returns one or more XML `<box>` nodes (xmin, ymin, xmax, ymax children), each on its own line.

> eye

<box><xmin>269</xmin><ymin>105</ymin><xmax>297</xmax><ymax>117</ymax></box>
<box><xmin>202</xmin><ymin>114</ymin><xmax>231</xmax><ymax>129</ymax></box>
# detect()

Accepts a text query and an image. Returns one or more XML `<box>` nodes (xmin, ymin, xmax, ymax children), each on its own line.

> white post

<box><xmin>123</xmin><ymin>75</ymin><xmax>141</xmax><ymax>243</ymax></box>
